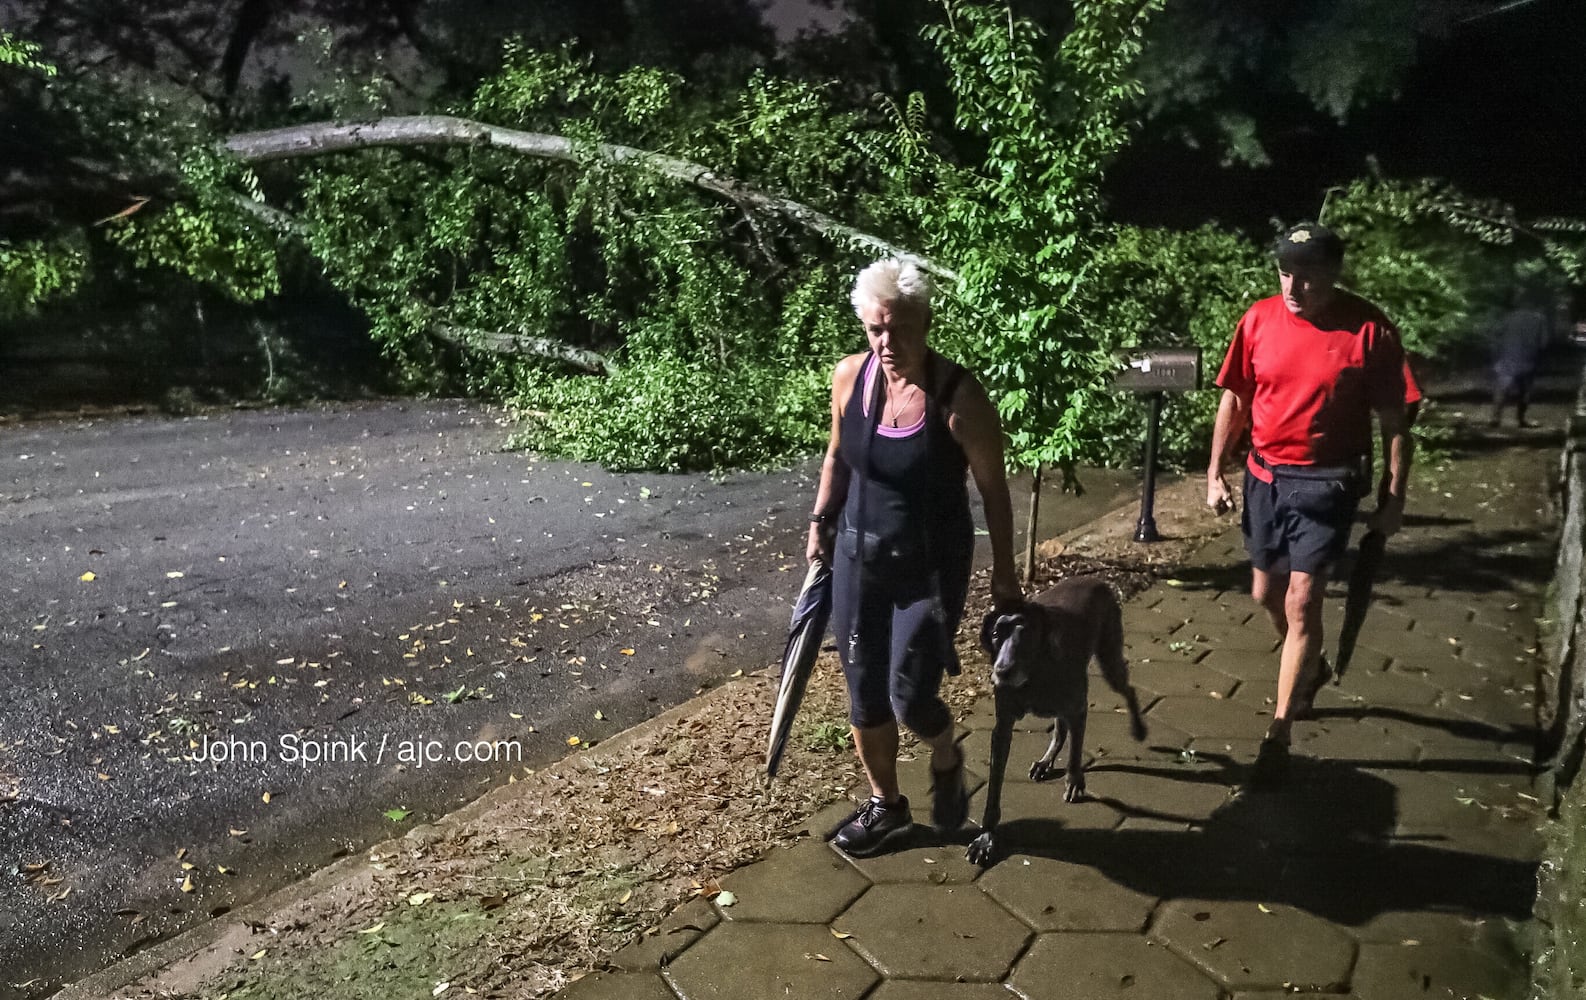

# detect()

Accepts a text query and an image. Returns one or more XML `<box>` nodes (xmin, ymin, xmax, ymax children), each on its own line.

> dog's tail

<box><xmin>1096</xmin><ymin>598</ymin><xmax>1149</xmax><ymax>742</ymax></box>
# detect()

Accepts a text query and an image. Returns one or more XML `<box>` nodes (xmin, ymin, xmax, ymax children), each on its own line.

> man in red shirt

<box><xmin>1206</xmin><ymin>223</ymin><xmax>1412</xmax><ymax>788</ymax></box>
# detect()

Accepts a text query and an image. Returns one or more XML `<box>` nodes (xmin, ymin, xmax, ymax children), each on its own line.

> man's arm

<box><xmin>948</xmin><ymin>376</ymin><xmax>1020</xmax><ymax>605</ymax></box>
<box><xmin>1370</xmin><ymin>401</ymin><xmax>1412</xmax><ymax>537</ymax></box>
<box><xmin>1206</xmin><ymin>388</ymin><xmax>1250</xmax><ymax>514</ymax></box>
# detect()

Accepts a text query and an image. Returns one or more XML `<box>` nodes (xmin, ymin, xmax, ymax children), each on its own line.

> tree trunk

<box><xmin>1023</xmin><ymin>462</ymin><xmax>1042</xmax><ymax>585</ymax></box>
<box><xmin>222</xmin><ymin>115</ymin><xmax>955</xmax><ymax>280</ymax></box>
<box><xmin>430</xmin><ymin>323</ymin><xmax>617</xmax><ymax>376</ymax></box>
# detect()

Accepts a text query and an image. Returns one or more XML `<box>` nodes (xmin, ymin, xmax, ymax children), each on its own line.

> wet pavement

<box><xmin>0</xmin><ymin>401</ymin><xmax>1139</xmax><ymax>996</ymax></box>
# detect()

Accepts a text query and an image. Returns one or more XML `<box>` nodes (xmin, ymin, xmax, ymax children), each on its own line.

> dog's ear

<box><xmin>979</xmin><ymin>609</ymin><xmax>1000</xmax><ymax>655</ymax></box>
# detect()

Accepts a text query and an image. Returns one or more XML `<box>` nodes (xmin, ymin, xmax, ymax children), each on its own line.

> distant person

<box><xmin>1489</xmin><ymin>293</ymin><xmax>1549</xmax><ymax>428</ymax></box>
<box><xmin>1206</xmin><ymin>223</ymin><xmax>1412</xmax><ymax>790</ymax></box>
<box><xmin>807</xmin><ymin>258</ymin><xmax>1021</xmax><ymax>856</ymax></box>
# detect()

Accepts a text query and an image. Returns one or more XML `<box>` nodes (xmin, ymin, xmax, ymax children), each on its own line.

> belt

<box><xmin>1250</xmin><ymin>451</ymin><xmax>1366</xmax><ymax>483</ymax></box>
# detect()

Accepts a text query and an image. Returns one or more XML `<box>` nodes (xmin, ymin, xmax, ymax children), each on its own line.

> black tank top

<box><xmin>837</xmin><ymin>352</ymin><xmax>973</xmax><ymax>557</ymax></box>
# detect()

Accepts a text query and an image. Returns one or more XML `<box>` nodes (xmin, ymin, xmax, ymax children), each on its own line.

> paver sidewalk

<box><xmin>563</xmin><ymin>422</ymin><xmax>1558</xmax><ymax>1000</ymax></box>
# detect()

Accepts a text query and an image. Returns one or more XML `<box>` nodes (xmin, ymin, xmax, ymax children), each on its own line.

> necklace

<box><xmin>886</xmin><ymin>382</ymin><xmax>921</xmax><ymax>427</ymax></box>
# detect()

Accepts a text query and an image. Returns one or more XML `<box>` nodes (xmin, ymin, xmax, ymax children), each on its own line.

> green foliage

<box><xmin>108</xmin><ymin>151</ymin><xmax>282</xmax><ymax>303</ymax></box>
<box><xmin>864</xmin><ymin>0</ymin><xmax>1164</xmax><ymax>472</ymax></box>
<box><xmin>508</xmin><ymin>353</ymin><xmax>829</xmax><ymax>472</ymax></box>
<box><xmin>1073</xmin><ymin>224</ymin><xmax>1269</xmax><ymax>468</ymax></box>
<box><xmin>1321</xmin><ymin>176</ymin><xmax>1579</xmax><ymax>355</ymax></box>
<box><xmin>1135</xmin><ymin>0</ymin><xmax>1437</xmax><ymax>166</ymax></box>
<box><xmin>0</xmin><ymin>29</ymin><xmax>54</xmax><ymax>74</ymax></box>
<box><xmin>0</xmin><ymin>236</ymin><xmax>87</xmax><ymax>319</ymax></box>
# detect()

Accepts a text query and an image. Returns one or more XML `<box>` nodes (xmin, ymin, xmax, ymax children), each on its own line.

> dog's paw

<box><xmin>1029</xmin><ymin>759</ymin><xmax>1060</xmax><ymax>782</ymax></box>
<box><xmin>965</xmin><ymin>831</ymin><xmax>999</xmax><ymax>867</ymax></box>
<box><xmin>1063</xmin><ymin>778</ymin><xmax>1087</xmax><ymax>803</ymax></box>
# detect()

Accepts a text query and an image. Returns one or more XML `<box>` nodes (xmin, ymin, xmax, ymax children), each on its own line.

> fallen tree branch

<box><xmin>222</xmin><ymin>114</ymin><xmax>955</xmax><ymax>281</ymax></box>
<box><xmin>431</xmin><ymin>323</ymin><xmax>617</xmax><ymax>376</ymax></box>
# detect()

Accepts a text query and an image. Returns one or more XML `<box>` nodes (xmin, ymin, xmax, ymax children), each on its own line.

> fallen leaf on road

<box><xmin>831</xmin><ymin>930</ymin><xmax>852</xmax><ymax>940</ymax></box>
<box><xmin>567</xmin><ymin>736</ymin><xmax>582</xmax><ymax>746</ymax></box>
<box><xmin>166</xmin><ymin>571</ymin><xmax>184</xmax><ymax>579</ymax></box>
<box><xmin>262</xmin><ymin>791</ymin><xmax>272</xmax><ymax>804</ymax></box>
<box><xmin>1257</xmin><ymin>903</ymin><xmax>1272</xmax><ymax>914</ymax></box>
<box><xmin>715</xmin><ymin>890</ymin><xmax>736</xmax><ymax>907</ymax></box>
<box><xmin>180</xmin><ymin>875</ymin><xmax>194</xmax><ymax>893</ymax></box>
<box><xmin>250</xmin><ymin>949</ymin><xmax>266</xmax><ymax>961</ymax></box>
<box><xmin>408</xmin><ymin>891</ymin><xmax>436</xmax><ymax>906</ymax></box>
<box><xmin>594</xmin><ymin>711</ymin><xmax>605</xmax><ymax>720</ymax></box>
<box><xmin>80</xmin><ymin>572</ymin><xmax>96</xmax><ymax>582</ymax></box>
<box><xmin>359</xmin><ymin>922</ymin><xmax>386</xmax><ymax>934</ymax></box>
<box><xmin>384</xmin><ymin>808</ymin><xmax>412</xmax><ymax>822</ymax></box>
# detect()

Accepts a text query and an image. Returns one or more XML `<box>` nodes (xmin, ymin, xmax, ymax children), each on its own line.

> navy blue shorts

<box><xmin>1242</xmin><ymin>468</ymin><xmax>1360</xmax><ymax>576</ymax></box>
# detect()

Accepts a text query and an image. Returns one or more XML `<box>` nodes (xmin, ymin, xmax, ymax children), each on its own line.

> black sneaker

<box><xmin>930</xmin><ymin>750</ymin><xmax>969</xmax><ymax>834</ymax></box>
<box><xmin>832</xmin><ymin>795</ymin><xmax>913</xmax><ymax>857</ymax></box>
<box><xmin>1244</xmin><ymin>738</ymin><xmax>1290</xmax><ymax>791</ymax></box>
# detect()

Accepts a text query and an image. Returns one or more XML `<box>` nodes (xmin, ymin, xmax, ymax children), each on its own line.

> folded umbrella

<box><xmin>1333</xmin><ymin>529</ymin><xmax>1387</xmax><ymax>682</ymax></box>
<box><xmin>766</xmin><ymin>558</ymin><xmax>833</xmax><ymax>777</ymax></box>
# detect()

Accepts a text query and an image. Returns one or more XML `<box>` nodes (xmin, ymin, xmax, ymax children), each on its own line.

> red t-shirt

<box><xmin>1216</xmin><ymin>293</ymin><xmax>1407</xmax><ymax>482</ymax></box>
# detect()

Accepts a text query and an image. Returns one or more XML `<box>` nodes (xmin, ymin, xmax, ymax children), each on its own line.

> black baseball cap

<box><xmin>1274</xmin><ymin>223</ymin><xmax>1345</xmax><ymax>270</ymax></box>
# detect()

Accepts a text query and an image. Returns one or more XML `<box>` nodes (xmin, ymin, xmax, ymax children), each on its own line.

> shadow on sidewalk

<box><xmin>973</xmin><ymin>755</ymin><xmax>1536</xmax><ymax>926</ymax></box>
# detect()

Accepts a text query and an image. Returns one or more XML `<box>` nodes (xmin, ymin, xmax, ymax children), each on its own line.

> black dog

<box><xmin>967</xmin><ymin>576</ymin><xmax>1148</xmax><ymax>866</ymax></box>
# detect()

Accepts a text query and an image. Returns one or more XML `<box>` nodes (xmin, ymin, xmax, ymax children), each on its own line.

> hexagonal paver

<box><xmin>1367</xmin><ymin>770</ymin><xmax>1497</xmax><ymax>835</ymax></box>
<box><xmin>557</xmin><ymin>971</ymin><xmax>678</xmax><ymax>1000</ymax></box>
<box><xmin>664</xmin><ymin>922</ymin><xmax>877</xmax><ymax>1000</ymax></box>
<box><xmin>1353</xmin><ymin>942</ymin><xmax>1525</xmax><ymax>1000</ymax></box>
<box><xmin>610</xmin><ymin>896</ymin><xmax>720</xmax><ymax>972</ymax></box>
<box><xmin>965</xmin><ymin>729</ymin><xmax>1074</xmax><ymax>783</ymax></box>
<box><xmin>1292</xmin><ymin>720</ymin><xmax>1421</xmax><ymax>764</ymax></box>
<box><xmin>1086</xmin><ymin>707</ymin><xmax>1191</xmax><ymax>753</ymax></box>
<box><xmin>1128</xmin><ymin>658</ymin><xmax>1239</xmax><ymax>698</ymax></box>
<box><xmin>1079</xmin><ymin>761</ymin><xmax>1237</xmax><ymax>822</ymax></box>
<box><xmin>834</xmin><ymin>884</ymin><xmax>1030</xmax><ymax>982</ymax></box>
<box><xmin>1147</xmin><ymin>694</ymin><xmax>1273</xmax><ymax>740</ymax></box>
<box><xmin>842</xmin><ymin>842</ymin><xmax>984</xmax><ymax>886</ymax></box>
<box><xmin>980</xmin><ymin>856</ymin><xmax>1158</xmax><ymax>931</ymax></box>
<box><xmin>1194</xmin><ymin>648</ymin><xmax>1277</xmax><ymax>683</ymax></box>
<box><xmin>1155</xmin><ymin>899</ymin><xmax>1356</xmax><ymax>991</ymax></box>
<box><xmin>966</xmin><ymin>779</ymin><xmax>1124</xmax><ymax>836</ymax></box>
<box><xmin>1009</xmin><ymin>932</ymin><xmax>1221</xmax><ymax>1000</ymax></box>
<box><xmin>868</xmin><ymin>984</ymin><xmax>1018</xmax><ymax>1000</ymax></box>
<box><xmin>716</xmin><ymin>838</ymin><xmax>869</xmax><ymax>923</ymax></box>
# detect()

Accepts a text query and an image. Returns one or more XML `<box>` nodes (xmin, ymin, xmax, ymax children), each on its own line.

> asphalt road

<box><xmin>0</xmin><ymin>401</ymin><xmax>1138</xmax><ymax>996</ymax></box>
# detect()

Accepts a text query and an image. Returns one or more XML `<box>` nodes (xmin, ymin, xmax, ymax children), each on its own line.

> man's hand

<box><xmin>1367</xmin><ymin>496</ymin><xmax>1405</xmax><ymax>537</ymax></box>
<box><xmin>1206</xmin><ymin>473</ymin><xmax>1235</xmax><ymax>516</ymax></box>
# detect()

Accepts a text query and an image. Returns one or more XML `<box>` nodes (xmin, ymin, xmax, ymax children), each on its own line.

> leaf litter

<box><xmin>109</xmin><ymin>553</ymin><xmax>1158</xmax><ymax>1000</ymax></box>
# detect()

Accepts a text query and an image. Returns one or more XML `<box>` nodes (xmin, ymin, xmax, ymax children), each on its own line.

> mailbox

<box><xmin>1112</xmin><ymin>347</ymin><xmax>1202</xmax><ymax>393</ymax></box>
<box><xmin>1109</xmin><ymin>345</ymin><xmax>1203</xmax><ymax>543</ymax></box>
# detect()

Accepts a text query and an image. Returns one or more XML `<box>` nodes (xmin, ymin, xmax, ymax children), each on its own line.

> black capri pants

<box><xmin>831</xmin><ymin>536</ymin><xmax>972</xmax><ymax>736</ymax></box>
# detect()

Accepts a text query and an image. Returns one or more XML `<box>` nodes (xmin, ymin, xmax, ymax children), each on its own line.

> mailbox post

<box><xmin>1112</xmin><ymin>347</ymin><xmax>1202</xmax><ymax>543</ymax></box>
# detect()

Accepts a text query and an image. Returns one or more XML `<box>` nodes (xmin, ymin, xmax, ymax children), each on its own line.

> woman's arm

<box><xmin>946</xmin><ymin>374</ymin><xmax>1020</xmax><ymax>604</ymax></box>
<box><xmin>808</xmin><ymin>354</ymin><xmax>864</xmax><ymax>563</ymax></box>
